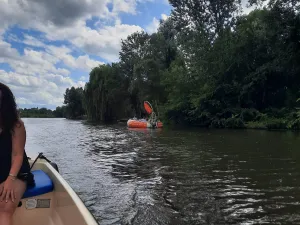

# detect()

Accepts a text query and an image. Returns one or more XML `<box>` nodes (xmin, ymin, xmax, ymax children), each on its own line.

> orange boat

<box><xmin>127</xmin><ymin>119</ymin><xmax>163</xmax><ymax>128</ymax></box>
<box><xmin>127</xmin><ymin>101</ymin><xmax>163</xmax><ymax>129</ymax></box>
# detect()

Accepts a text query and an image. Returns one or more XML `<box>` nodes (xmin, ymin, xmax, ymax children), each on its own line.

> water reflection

<box><xmin>24</xmin><ymin>119</ymin><xmax>300</xmax><ymax>225</ymax></box>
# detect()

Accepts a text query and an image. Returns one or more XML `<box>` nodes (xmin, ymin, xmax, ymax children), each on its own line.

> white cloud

<box><xmin>25</xmin><ymin>20</ymin><xmax>143</xmax><ymax>62</ymax></box>
<box><xmin>45</xmin><ymin>44</ymin><xmax>103</xmax><ymax>70</ymax></box>
<box><xmin>23</xmin><ymin>35</ymin><xmax>46</xmax><ymax>48</ymax></box>
<box><xmin>0</xmin><ymin>0</ymin><xmax>146</xmax><ymax>62</ymax></box>
<box><xmin>71</xmin><ymin>24</ymin><xmax>143</xmax><ymax>61</ymax></box>
<box><xmin>112</xmin><ymin>0</ymin><xmax>137</xmax><ymax>15</ymax></box>
<box><xmin>0</xmin><ymin>0</ymin><xmax>110</xmax><ymax>31</ymax></box>
<box><xmin>241</xmin><ymin>0</ymin><xmax>256</xmax><ymax>14</ymax></box>
<box><xmin>0</xmin><ymin>40</ymin><xmax>69</xmax><ymax>77</ymax></box>
<box><xmin>76</xmin><ymin>55</ymin><xmax>102</xmax><ymax>70</ymax></box>
<box><xmin>146</xmin><ymin>17</ymin><xmax>160</xmax><ymax>34</ymax></box>
<box><xmin>1</xmin><ymin>35</ymin><xmax>104</xmax><ymax>72</ymax></box>
<box><xmin>79</xmin><ymin>76</ymin><xmax>87</xmax><ymax>81</ymax></box>
<box><xmin>0</xmin><ymin>0</ymin><xmax>160</xmax><ymax>107</ymax></box>
<box><xmin>0</xmin><ymin>36</ymin><xmax>102</xmax><ymax>107</ymax></box>
<box><xmin>0</xmin><ymin>39</ymin><xmax>20</xmax><ymax>60</ymax></box>
<box><xmin>76</xmin><ymin>81</ymin><xmax>87</xmax><ymax>88</ymax></box>
<box><xmin>146</xmin><ymin>13</ymin><xmax>168</xmax><ymax>34</ymax></box>
<box><xmin>110</xmin><ymin>0</ymin><xmax>156</xmax><ymax>15</ymax></box>
<box><xmin>0</xmin><ymin>69</ymin><xmax>82</xmax><ymax>107</ymax></box>
<box><xmin>17</xmin><ymin>97</ymin><xmax>33</xmax><ymax>105</ymax></box>
<box><xmin>241</xmin><ymin>0</ymin><xmax>269</xmax><ymax>14</ymax></box>
<box><xmin>161</xmin><ymin>13</ymin><xmax>169</xmax><ymax>21</ymax></box>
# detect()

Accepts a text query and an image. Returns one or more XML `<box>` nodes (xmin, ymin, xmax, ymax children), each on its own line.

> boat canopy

<box><xmin>144</xmin><ymin>101</ymin><xmax>153</xmax><ymax>114</ymax></box>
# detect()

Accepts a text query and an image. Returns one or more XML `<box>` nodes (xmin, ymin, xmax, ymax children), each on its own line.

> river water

<box><xmin>23</xmin><ymin>118</ymin><xmax>300</xmax><ymax>225</ymax></box>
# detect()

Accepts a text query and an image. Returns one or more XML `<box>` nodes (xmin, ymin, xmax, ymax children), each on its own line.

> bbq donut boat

<box><xmin>127</xmin><ymin>119</ymin><xmax>163</xmax><ymax>128</ymax></box>
<box><xmin>13</xmin><ymin>153</ymin><xmax>98</xmax><ymax>225</ymax></box>
<box><xmin>127</xmin><ymin>101</ymin><xmax>163</xmax><ymax>129</ymax></box>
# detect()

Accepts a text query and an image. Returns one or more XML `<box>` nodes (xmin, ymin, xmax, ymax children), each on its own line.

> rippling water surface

<box><xmin>23</xmin><ymin>118</ymin><xmax>300</xmax><ymax>225</ymax></box>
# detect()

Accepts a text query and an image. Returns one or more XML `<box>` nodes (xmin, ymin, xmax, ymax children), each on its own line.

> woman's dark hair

<box><xmin>0</xmin><ymin>82</ymin><xmax>20</xmax><ymax>132</ymax></box>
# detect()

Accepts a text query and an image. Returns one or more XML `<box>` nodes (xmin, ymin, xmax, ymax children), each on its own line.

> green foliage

<box><xmin>265</xmin><ymin>119</ymin><xmax>288</xmax><ymax>130</ymax></box>
<box><xmin>210</xmin><ymin>119</ymin><xmax>226</xmax><ymax>128</ymax></box>
<box><xmin>246</xmin><ymin>121</ymin><xmax>267</xmax><ymax>129</ymax></box>
<box><xmin>83</xmin><ymin>64</ymin><xmax>130</xmax><ymax>122</ymax></box>
<box><xmin>241</xmin><ymin>109</ymin><xmax>260</xmax><ymax>122</ymax></box>
<box><xmin>290</xmin><ymin>119</ymin><xmax>300</xmax><ymax>130</ymax></box>
<box><xmin>160</xmin><ymin>0</ymin><xmax>300</xmax><ymax>129</ymax></box>
<box><xmin>169</xmin><ymin>0</ymin><xmax>241</xmax><ymax>40</ymax></box>
<box><xmin>64</xmin><ymin>87</ymin><xmax>85</xmax><ymax>119</ymax></box>
<box><xmin>19</xmin><ymin>107</ymin><xmax>65</xmax><ymax>118</ymax></box>
<box><xmin>60</xmin><ymin>1</ymin><xmax>300</xmax><ymax>130</ymax></box>
<box><xmin>225</xmin><ymin>118</ymin><xmax>245</xmax><ymax>129</ymax></box>
<box><xmin>263</xmin><ymin>108</ymin><xmax>291</xmax><ymax>119</ymax></box>
<box><xmin>53</xmin><ymin>106</ymin><xmax>66</xmax><ymax>118</ymax></box>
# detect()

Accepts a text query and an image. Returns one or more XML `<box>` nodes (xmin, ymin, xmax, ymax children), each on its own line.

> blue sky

<box><xmin>0</xmin><ymin>0</ymin><xmax>172</xmax><ymax>109</ymax></box>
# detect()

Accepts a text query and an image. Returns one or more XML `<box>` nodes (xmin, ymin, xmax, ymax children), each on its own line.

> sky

<box><xmin>0</xmin><ymin>0</ymin><xmax>256</xmax><ymax>110</ymax></box>
<box><xmin>0</xmin><ymin>0</ymin><xmax>172</xmax><ymax>109</ymax></box>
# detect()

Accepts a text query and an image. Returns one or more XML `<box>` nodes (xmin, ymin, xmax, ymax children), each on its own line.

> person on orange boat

<box><xmin>0</xmin><ymin>83</ymin><xmax>35</xmax><ymax>225</ymax></box>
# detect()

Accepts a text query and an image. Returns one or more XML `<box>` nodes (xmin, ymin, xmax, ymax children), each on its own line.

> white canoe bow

<box><xmin>13</xmin><ymin>155</ymin><xmax>98</xmax><ymax>225</ymax></box>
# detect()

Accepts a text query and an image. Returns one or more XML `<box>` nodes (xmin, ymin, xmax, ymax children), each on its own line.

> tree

<box><xmin>83</xmin><ymin>64</ymin><xmax>130</xmax><ymax>122</ymax></box>
<box><xmin>62</xmin><ymin>0</ymin><xmax>300</xmax><ymax>129</ymax></box>
<box><xmin>249</xmin><ymin>0</ymin><xmax>299</xmax><ymax>11</ymax></box>
<box><xmin>169</xmin><ymin>0</ymin><xmax>242</xmax><ymax>39</ymax></box>
<box><xmin>53</xmin><ymin>106</ymin><xmax>66</xmax><ymax>118</ymax></box>
<box><xmin>119</xmin><ymin>31</ymin><xmax>151</xmax><ymax>117</ymax></box>
<box><xmin>64</xmin><ymin>87</ymin><xmax>85</xmax><ymax>119</ymax></box>
<box><xmin>19</xmin><ymin>107</ymin><xmax>64</xmax><ymax>118</ymax></box>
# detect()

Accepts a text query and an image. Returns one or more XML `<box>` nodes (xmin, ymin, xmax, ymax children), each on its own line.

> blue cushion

<box><xmin>22</xmin><ymin>170</ymin><xmax>54</xmax><ymax>199</ymax></box>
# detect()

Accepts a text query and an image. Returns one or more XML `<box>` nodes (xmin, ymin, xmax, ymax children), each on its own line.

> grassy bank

<box><xmin>209</xmin><ymin>108</ymin><xmax>300</xmax><ymax>130</ymax></box>
<box><xmin>162</xmin><ymin>108</ymin><xmax>300</xmax><ymax>131</ymax></box>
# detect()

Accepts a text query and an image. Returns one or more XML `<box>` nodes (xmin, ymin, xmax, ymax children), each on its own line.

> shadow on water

<box><xmin>23</xmin><ymin>119</ymin><xmax>300</xmax><ymax>225</ymax></box>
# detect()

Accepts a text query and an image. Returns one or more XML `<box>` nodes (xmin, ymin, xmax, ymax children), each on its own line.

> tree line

<box><xmin>64</xmin><ymin>0</ymin><xmax>300</xmax><ymax>129</ymax></box>
<box><xmin>19</xmin><ymin>107</ymin><xmax>65</xmax><ymax>118</ymax></box>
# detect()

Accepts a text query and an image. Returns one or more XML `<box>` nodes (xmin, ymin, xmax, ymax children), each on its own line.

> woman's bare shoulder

<box><xmin>13</xmin><ymin>119</ymin><xmax>25</xmax><ymax>134</ymax></box>
<box><xmin>17</xmin><ymin>119</ymin><xmax>25</xmax><ymax>126</ymax></box>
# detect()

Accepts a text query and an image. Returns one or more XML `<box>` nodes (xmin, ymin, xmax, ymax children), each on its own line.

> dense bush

<box><xmin>210</xmin><ymin>119</ymin><xmax>226</xmax><ymax>128</ymax></box>
<box><xmin>266</xmin><ymin>119</ymin><xmax>288</xmax><ymax>130</ymax></box>
<box><xmin>241</xmin><ymin>108</ymin><xmax>260</xmax><ymax>122</ymax></box>
<box><xmin>225</xmin><ymin>118</ymin><xmax>245</xmax><ymax>129</ymax></box>
<box><xmin>290</xmin><ymin>119</ymin><xmax>300</xmax><ymax>130</ymax></box>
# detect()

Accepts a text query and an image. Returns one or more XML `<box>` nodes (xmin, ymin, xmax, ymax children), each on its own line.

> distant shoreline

<box><xmin>21</xmin><ymin>117</ymin><xmax>300</xmax><ymax>132</ymax></box>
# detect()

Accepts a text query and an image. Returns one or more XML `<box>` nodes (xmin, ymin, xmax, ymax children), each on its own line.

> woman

<box><xmin>0</xmin><ymin>82</ymin><xmax>34</xmax><ymax>225</ymax></box>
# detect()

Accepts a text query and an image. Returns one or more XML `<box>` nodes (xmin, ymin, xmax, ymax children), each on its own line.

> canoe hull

<box><xmin>13</xmin><ymin>159</ymin><xmax>98</xmax><ymax>225</ymax></box>
<box><xmin>127</xmin><ymin>119</ymin><xmax>163</xmax><ymax>129</ymax></box>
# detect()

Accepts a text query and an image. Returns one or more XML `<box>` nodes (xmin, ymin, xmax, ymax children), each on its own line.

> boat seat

<box><xmin>22</xmin><ymin>170</ymin><xmax>54</xmax><ymax>199</ymax></box>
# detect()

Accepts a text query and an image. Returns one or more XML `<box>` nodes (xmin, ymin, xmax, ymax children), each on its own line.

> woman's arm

<box><xmin>0</xmin><ymin>120</ymin><xmax>26</xmax><ymax>202</ymax></box>
<box><xmin>9</xmin><ymin>120</ymin><xmax>26</xmax><ymax>178</ymax></box>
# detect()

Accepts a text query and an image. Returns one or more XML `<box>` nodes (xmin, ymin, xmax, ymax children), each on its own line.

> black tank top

<box><xmin>0</xmin><ymin>129</ymin><xmax>34</xmax><ymax>186</ymax></box>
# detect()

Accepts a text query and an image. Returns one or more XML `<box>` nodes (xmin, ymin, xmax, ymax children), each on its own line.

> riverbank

<box><xmin>21</xmin><ymin>115</ymin><xmax>57</xmax><ymax>118</ymax></box>
<box><xmin>25</xmin><ymin>107</ymin><xmax>300</xmax><ymax>131</ymax></box>
<box><xmin>163</xmin><ymin>108</ymin><xmax>300</xmax><ymax>131</ymax></box>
